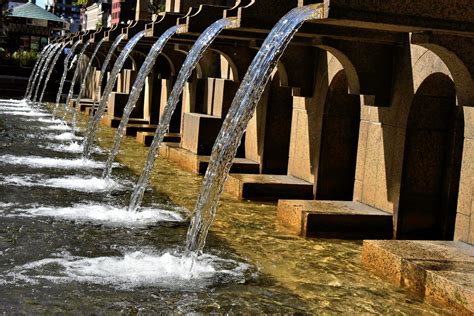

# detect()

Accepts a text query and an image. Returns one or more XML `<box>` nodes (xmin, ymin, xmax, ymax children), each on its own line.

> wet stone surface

<box><xmin>0</xmin><ymin>99</ymin><xmax>451</xmax><ymax>313</ymax></box>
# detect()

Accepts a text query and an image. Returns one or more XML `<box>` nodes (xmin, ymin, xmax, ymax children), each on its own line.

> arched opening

<box><xmin>316</xmin><ymin>70</ymin><xmax>360</xmax><ymax>200</ymax></box>
<box><xmin>261</xmin><ymin>70</ymin><xmax>294</xmax><ymax>174</ymax></box>
<box><xmin>398</xmin><ymin>73</ymin><xmax>463</xmax><ymax>240</ymax></box>
<box><xmin>148</xmin><ymin>54</ymin><xmax>173</xmax><ymax>125</ymax></box>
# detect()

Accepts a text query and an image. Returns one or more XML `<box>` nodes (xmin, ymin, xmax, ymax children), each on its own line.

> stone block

<box><xmin>165</xmin><ymin>145</ymin><xmax>259</xmax><ymax>175</ymax></box>
<box><xmin>277</xmin><ymin>200</ymin><xmax>392</xmax><ymax>239</ymax></box>
<box><xmin>107</xmin><ymin>92</ymin><xmax>129</xmax><ymax>118</ymax></box>
<box><xmin>136</xmin><ymin>132</ymin><xmax>181</xmax><ymax>147</ymax></box>
<box><xmin>181</xmin><ymin>113</ymin><xmax>223</xmax><ymax>155</ymax></box>
<box><xmin>212</xmin><ymin>79</ymin><xmax>240</xmax><ymax>118</ymax></box>
<box><xmin>362</xmin><ymin>240</ymin><xmax>474</xmax><ymax>314</ymax></box>
<box><xmin>224</xmin><ymin>174</ymin><xmax>313</xmax><ymax>201</ymax></box>
<box><xmin>124</xmin><ymin>124</ymin><xmax>157</xmax><ymax>137</ymax></box>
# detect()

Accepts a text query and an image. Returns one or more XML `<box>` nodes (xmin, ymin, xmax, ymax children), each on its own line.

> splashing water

<box><xmin>102</xmin><ymin>26</ymin><xmax>179</xmax><ymax>180</ymax></box>
<box><xmin>9</xmin><ymin>250</ymin><xmax>249</xmax><ymax>289</ymax></box>
<box><xmin>88</xmin><ymin>34</ymin><xmax>126</xmax><ymax>120</ymax></box>
<box><xmin>24</xmin><ymin>45</ymin><xmax>51</xmax><ymax>99</ymax></box>
<box><xmin>72</xmin><ymin>37</ymin><xmax>106</xmax><ymax>133</ymax></box>
<box><xmin>186</xmin><ymin>6</ymin><xmax>323</xmax><ymax>253</ymax></box>
<box><xmin>127</xmin><ymin>19</ymin><xmax>233</xmax><ymax>213</ymax></box>
<box><xmin>32</xmin><ymin>44</ymin><xmax>64</xmax><ymax>102</ymax></box>
<box><xmin>26</xmin><ymin>44</ymin><xmax>56</xmax><ymax>101</ymax></box>
<box><xmin>53</xmin><ymin>40</ymin><xmax>81</xmax><ymax>116</ymax></box>
<box><xmin>82</xmin><ymin>31</ymin><xmax>145</xmax><ymax>159</ymax></box>
<box><xmin>38</xmin><ymin>43</ymin><xmax>67</xmax><ymax>105</ymax></box>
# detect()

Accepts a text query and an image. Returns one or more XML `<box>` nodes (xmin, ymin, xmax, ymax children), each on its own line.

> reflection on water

<box><xmin>0</xmin><ymin>99</ymin><xmax>448</xmax><ymax>314</ymax></box>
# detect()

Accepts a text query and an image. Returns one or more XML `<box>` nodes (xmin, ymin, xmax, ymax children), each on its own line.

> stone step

<box><xmin>124</xmin><ymin>124</ymin><xmax>158</xmax><ymax>136</ymax></box>
<box><xmin>225</xmin><ymin>174</ymin><xmax>313</xmax><ymax>201</ymax></box>
<box><xmin>160</xmin><ymin>143</ymin><xmax>259</xmax><ymax>175</ymax></box>
<box><xmin>136</xmin><ymin>132</ymin><xmax>181</xmax><ymax>146</ymax></box>
<box><xmin>277</xmin><ymin>200</ymin><xmax>392</xmax><ymax>239</ymax></box>
<box><xmin>101</xmin><ymin>116</ymin><xmax>149</xmax><ymax>128</ymax></box>
<box><xmin>362</xmin><ymin>240</ymin><xmax>474</xmax><ymax>314</ymax></box>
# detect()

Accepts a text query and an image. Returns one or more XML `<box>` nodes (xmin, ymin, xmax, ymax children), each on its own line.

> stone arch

<box><xmin>315</xmin><ymin>45</ymin><xmax>361</xmax><ymax>95</ymax></box>
<box><xmin>210</xmin><ymin>48</ymin><xmax>240</xmax><ymax>82</ymax></box>
<box><xmin>411</xmin><ymin>39</ymin><xmax>474</xmax><ymax>107</ymax></box>
<box><xmin>397</xmin><ymin>72</ymin><xmax>463</xmax><ymax>240</ymax></box>
<box><xmin>316</xmin><ymin>69</ymin><xmax>361</xmax><ymax>200</ymax></box>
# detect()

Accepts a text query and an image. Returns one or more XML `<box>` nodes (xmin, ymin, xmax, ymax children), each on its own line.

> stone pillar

<box><xmin>454</xmin><ymin>106</ymin><xmax>474</xmax><ymax>244</ymax></box>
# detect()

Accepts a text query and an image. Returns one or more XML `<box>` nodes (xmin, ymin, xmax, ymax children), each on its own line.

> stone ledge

<box><xmin>225</xmin><ymin>174</ymin><xmax>313</xmax><ymax>201</ymax></box>
<box><xmin>159</xmin><ymin>143</ymin><xmax>259</xmax><ymax>175</ymax></box>
<box><xmin>362</xmin><ymin>240</ymin><xmax>474</xmax><ymax>314</ymax></box>
<box><xmin>136</xmin><ymin>132</ymin><xmax>181</xmax><ymax>146</ymax></box>
<box><xmin>124</xmin><ymin>124</ymin><xmax>157</xmax><ymax>136</ymax></box>
<box><xmin>100</xmin><ymin>116</ymin><xmax>149</xmax><ymax>128</ymax></box>
<box><xmin>277</xmin><ymin>200</ymin><xmax>392</xmax><ymax>238</ymax></box>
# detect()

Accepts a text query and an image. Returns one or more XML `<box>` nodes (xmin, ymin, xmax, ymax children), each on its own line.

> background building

<box><xmin>80</xmin><ymin>0</ymin><xmax>110</xmax><ymax>31</ymax></box>
<box><xmin>45</xmin><ymin>0</ymin><xmax>80</xmax><ymax>32</ymax></box>
<box><xmin>111</xmin><ymin>0</ymin><xmax>135</xmax><ymax>26</ymax></box>
<box><xmin>5</xmin><ymin>0</ymin><xmax>66</xmax><ymax>51</ymax></box>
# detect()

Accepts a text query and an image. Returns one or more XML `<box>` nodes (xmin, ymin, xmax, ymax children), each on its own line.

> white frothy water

<box><xmin>0</xmin><ymin>155</ymin><xmax>112</xmax><ymax>169</ymax></box>
<box><xmin>39</xmin><ymin>142</ymin><xmax>84</xmax><ymax>153</ymax></box>
<box><xmin>0</xmin><ymin>175</ymin><xmax>124</xmax><ymax>192</ymax></box>
<box><xmin>46</xmin><ymin>132</ymin><xmax>83</xmax><ymax>141</ymax></box>
<box><xmin>0</xmin><ymin>106</ymin><xmax>32</xmax><ymax>112</ymax></box>
<box><xmin>9</xmin><ymin>250</ymin><xmax>250</xmax><ymax>289</ymax></box>
<box><xmin>16</xmin><ymin>204</ymin><xmax>186</xmax><ymax>226</ymax></box>
<box><xmin>40</xmin><ymin>124</ymin><xmax>71</xmax><ymax>131</ymax></box>
<box><xmin>38</xmin><ymin>117</ymin><xmax>65</xmax><ymax>124</ymax></box>
<box><xmin>1</xmin><ymin>111</ymin><xmax>50</xmax><ymax>117</ymax></box>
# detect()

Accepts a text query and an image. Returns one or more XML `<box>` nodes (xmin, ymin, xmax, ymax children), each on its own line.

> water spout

<box><xmin>185</xmin><ymin>5</ymin><xmax>323</xmax><ymax>254</ymax></box>
<box><xmin>24</xmin><ymin>44</ymin><xmax>50</xmax><ymax>99</ymax></box>
<box><xmin>87</xmin><ymin>34</ymin><xmax>126</xmax><ymax>121</ymax></box>
<box><xmin>102</xmin><ymin>25</ymin><xmax>180</xmax><ymax>180</ymax></box>
<box><xmin>63</xmin><ymin>40</ymin><xmax>91</xmax><ymax>129</ymax></box>
<box><xmin>38</xmin><ymin>43</ymin><xmax>67</xmax><ymax>105</ymax></box>
<box><xmin>72</xmin><ymin>37</ymin><xmax>107</xmax><ymax>133</ymax></box>
<box><xmin>26</xmin><ymin>44</ymin><xmax>56</xmax><ymax>101</ymax></box>
<box><xmin>82</xmin><ymin>31</ymin><xmax>146</xmax><ymax>159</ymax></box>
<box><xmin>53</xmin><ymin>40</ymin><xmax>81</xmax><ymax>117</ymax></box>
<box><xmin>127</xmin><ymin>18</ymin><xmax>233</xmax><ymax>213</ymax></box>
<box><xmin>32</xmin><ymin>44</ymin><xmax>64</xmax><ymax>102</ymax></box>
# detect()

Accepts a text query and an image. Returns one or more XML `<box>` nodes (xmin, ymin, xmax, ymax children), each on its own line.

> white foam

<box><xmin>2</xmin><ymin>111</ymin><xmax>51</xmax><ymax>117</ymax></box>
<box><xmin>39</xmin><ymin>142</ymin><xmax>84</xmax><ymax>153</ymax></box>
<box><xmin>0</xmin><ymin>175</ymin><xmax>124</xmax><ymax>192</ymax></box>
<box><xmin>40</xmin><ymin>124</ymin><xmax>71</xmax><ymax>131</ymax></box>
<box><xmin>0</xmin><ymin>106</ymin><xmax>32</xmax><ymax>112</ymax></box>
<box><xmin>17</xmin><ymin>204</ymin><xmax>185</xmax><ymax>226</ymax></box>
<box><xmin>0</xmin><ymin>155</ymin><xmax>108</xmax><ymax>169</ymax></box>
<box><xmin>45</xmin><ymin>133</ymin><xmax>83</xmax><ymax>141</ymax></box>
<box><xmin>9</xmin><ymin>250</ymin><xmax>250</xmax><ymax>289</ymax></box>
<box><xmin>38</xmin><ymin>117</ymin><xmax>64</xmax><ymax>124</ymax></box>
